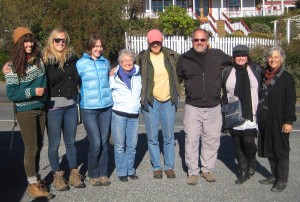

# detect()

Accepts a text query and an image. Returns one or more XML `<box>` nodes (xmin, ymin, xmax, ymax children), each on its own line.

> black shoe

<box><xmin>271</xmin><ymin>181</ymin><xmax>287</xmax><ymax>192</ymax></box>
<box><xmin>258</xmin><ymin>176</ymin><xmax>276</xmax><ymax>185</ymax></box>
<box><xmin>235</xmin><ymin>170</ymin><xmax>247</xmax><ymax>184</ymax></box>
<box><xmin>119</xmin><ymin>176</ymin><xmax>128</xmax><ymax>182</ymax></box>
<box><xmin>128</xmin><ymin>174</ymin><xmax>139</xmax><ymax>180</ymax></box>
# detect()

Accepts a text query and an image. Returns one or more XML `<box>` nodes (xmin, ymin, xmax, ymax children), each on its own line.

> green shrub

<box><xmin>231</xmin><ymin>16</ymin><xmax>279</xmax><ymax>31</ymax></box>
<box><xmin>248</xmin><ymin>32</ymin><xmax>275</xmax><ymax>39</ymax></box>
<box><xmin>251</xmin><ymin>23</ymin><xmax>272</xmax><ymax>34</ymax></box>
<box><xmin>0</xmin><ymin>51</ymin><xmax>10</xmax><ymax>81</ymax></box>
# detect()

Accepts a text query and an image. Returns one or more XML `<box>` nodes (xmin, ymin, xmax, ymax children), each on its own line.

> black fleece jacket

<box><xmin>177</xmin><ymin>48</ymin><xmax>231</xmax><ymax>108</ymax></box>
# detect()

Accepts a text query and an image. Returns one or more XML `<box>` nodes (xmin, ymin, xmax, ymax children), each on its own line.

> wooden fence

<box><xmin>125</xmin><ymin>33</ymin><xmax>278</xmax><ymax>56</ymax></box>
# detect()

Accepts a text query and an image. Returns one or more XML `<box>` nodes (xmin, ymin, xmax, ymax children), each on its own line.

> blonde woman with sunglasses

<box><xmin>43</xmin><ymin>27</ymin><xmax>85</xmax><ymax>191</ymax></box>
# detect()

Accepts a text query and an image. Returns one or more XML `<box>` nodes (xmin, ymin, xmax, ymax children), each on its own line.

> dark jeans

<box><xmin>231</xmin><ymin>129</ymin><xmax>257</xmax><ymax>170</ymax></box>
<box><xmin>17</xmin><ymin>109</ymin><xmax>46</xmax><ymax>177</ymax></box>
<box><xmin>81</xmin><ymin>107</ymin><xmax>112</xmax><ymax>178</ymax></box>
<box><xmin>47</xmin><ymin>105</ymin><xmax>78</xmax><ymax>172</ymax></box>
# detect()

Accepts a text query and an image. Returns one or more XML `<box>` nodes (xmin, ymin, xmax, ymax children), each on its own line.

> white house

<box><xmin>138</xmin><ymin>0</ymin><xmax>297</xmax><ymax>37</ymax></box>
<box><xmin>141</xmin><ymin>0</ymin><xmax>297</xmax><ymax>20</ymax></box>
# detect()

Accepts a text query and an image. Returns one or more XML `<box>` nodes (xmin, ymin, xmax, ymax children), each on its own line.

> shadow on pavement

<box><xmin>0</xmin><ymin>131</ymin><xmax>27</xmax><ymax>202</ymax></box>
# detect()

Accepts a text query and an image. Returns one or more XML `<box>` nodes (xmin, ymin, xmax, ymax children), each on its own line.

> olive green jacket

<box><xmin>136</xmin><ymin>47</ymin><xmax>180</xmax><ymax>111</ymax></box>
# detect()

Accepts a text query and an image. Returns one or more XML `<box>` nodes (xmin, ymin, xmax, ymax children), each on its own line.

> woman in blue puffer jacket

<box><xmin>76</xmin><ymin>33</ymin><xmax>113</xmax><ymax>187</ymax></box>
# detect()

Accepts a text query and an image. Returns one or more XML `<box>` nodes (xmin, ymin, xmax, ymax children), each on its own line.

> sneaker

<box><xmin>165</xmin><ymin>169</ymin><xmax>176</xmax><ymax>179</ymax></box>
<box><xmin>89</xmin><ymin>178</ymin><xmax>102</xmax><ymax>186</ymax></box>
<box><xmin>258</xmin><ymin>176</ymin><xmax>276</xmax><ymax>185</ymax></box>
<box><xmin>187</xmin><ymin>175</ymin><xmax>198</xmax><ymax>185</ymax></box>
<box><xmin>99</xmin><ymin>176</ymin><xmax>111</xmax><ymax>186</ymax></box>
<box><xmin>53</xmin><ymin>171</ymin><xmax>69</xmax><ymax>191</ymax></box>
<box><xmin>200</xmin><ymin>172</ymin><xmax>216</xmax><ymax>182</ymax></box>
<box><xmin>153</xmin><ymin>170</ymin><xmax>163</xmax><ymax>179</ymax></box>
<box><xmin>27</xmin><ymin>181</ymin><xmax>53</xmax><ymax>199</ymax></box>
<box><xmin>69</xmin><ymin>169</ymin><xmax>86</xmax><ymax>188</ymax></box>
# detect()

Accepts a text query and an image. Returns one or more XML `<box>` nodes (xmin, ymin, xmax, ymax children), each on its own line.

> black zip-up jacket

<box><xmin>177</xmin><ymin>48</ymin><xmax>231</xmax><ymax>108</ymax></box>
<box><xmin>45</xmin><ymin>55</ymin><xmax>81</xmax><ymax>98</ymax></box>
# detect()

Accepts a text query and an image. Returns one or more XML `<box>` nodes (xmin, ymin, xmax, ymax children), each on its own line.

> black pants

<box><xmin>231</xmin><ymin>129</ymin><xmax>257</xmax><ymax>170</ymax></box>
<box><xmin>268</xmin><ymin>158</ymin><xmax>289</xmax><ymax>183</ymax></box>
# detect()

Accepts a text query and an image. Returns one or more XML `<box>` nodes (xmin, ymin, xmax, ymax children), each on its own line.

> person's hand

<box><xmin>282</xmin><ymin>124</ymin><xmax>292</xmax><ymax>134</ymax></box>
<box><xmin>35</xmin><ymin>88</ymin><xmax>45</xmax><ymax>96</ymax></box>
<box><xmin>2</xmin><ymin>62</ymin><xmax>11</xmax><ymax>74</ymax></box>
<box><xmin>109</xmin><ymin>67</ymin><xmax>117</xmax><ymax>76</ymax></box>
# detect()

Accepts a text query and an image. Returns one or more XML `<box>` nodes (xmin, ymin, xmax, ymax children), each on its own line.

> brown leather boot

<box><xmin>27</xmin><ymin>181</ymin><xmax>53</xmax><ymax>199</ymax></box>
<box><xmin>53</xmin><ymin>171</ymin><xmax>69</xmax><ymax>191</ymax></box>
<box><xmin>69</xmin><ymin>169</ymin><xmax>86</xmax><ymax>188</ymax></box>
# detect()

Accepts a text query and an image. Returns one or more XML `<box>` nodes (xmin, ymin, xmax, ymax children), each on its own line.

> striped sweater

<box><xmin>5</xmin><ymin>60</ymin><xmax>47</xmax><ymax>112</ymax></box>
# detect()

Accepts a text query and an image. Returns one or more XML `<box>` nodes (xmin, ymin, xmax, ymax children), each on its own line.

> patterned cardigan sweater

<box><xmin>5</xmin><ymin>60</ymin><xmax>47</xmax><ymax>112</ymax></box>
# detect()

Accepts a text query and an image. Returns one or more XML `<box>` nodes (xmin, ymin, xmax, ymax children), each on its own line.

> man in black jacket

<box><xmin>177</xmin><ymin>28</ymin><xmax>231</xmax><ymax>185</ymax></box>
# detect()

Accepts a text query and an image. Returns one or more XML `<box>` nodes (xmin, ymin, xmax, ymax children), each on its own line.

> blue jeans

<box><xmin>47</xmin><ymin>105</ymin><xmax>78</xmax><ymax>172</ymax></box>
<box><xmin>82</xmin><ymin>107</ymin><xmax>112</xmax><ymax>178</ymax></box>
<box><xmin>111</xmin><ymin>112</ymin><xmax>138</xmax><ymax>177</ymax></box>
<box><xmin>142</xmin><ymin>99</ymin><xmax>176</xmax><ymax>171</ymax></box>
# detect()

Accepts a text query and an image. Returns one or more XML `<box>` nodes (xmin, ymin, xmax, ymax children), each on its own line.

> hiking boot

<box><xmin>89</xmin><ymin>178</ymin><xmax>102</xmax><ymax>186</ymax></box>
<box><xmin>27</xmin><ymin>181</ymin><xmax>54</xmax><ymax>199</ymax></box>
<box><xmin>99</xmin><ymin>176</ymin><xmax>111</xmax><ymax>186</ymax></box>
<box><xmin>200</xmin><ymin>172</ymin><xmax>216</xmax><ymax>182</ymax></box>
<box><xmin>258</xmin><ymin>176</ymin><xmax>276</xmax><ymax>185</ymax></box>
<box><xmin>53</xmin><ymin>171</ymin><xmax>69</xmax><ymax>191</ymax></box>
<box><xmin>165</xmin><ymin>169</ymin><xmax>176</xmax><ymax>179</ymax></box>
<box><xmin>153</xmin><ymin>170</ymin><xmax>163</xmax><ymax>179</ymax></box>
<box><xmin>187</xmin><ymin>175</ymin><xmax>198</xmax><ymax>185</ymax></box>
<box><xmin>69</xmin><ymin>169</ymin><xmax>86</xmax><ymax>188</ymax></box>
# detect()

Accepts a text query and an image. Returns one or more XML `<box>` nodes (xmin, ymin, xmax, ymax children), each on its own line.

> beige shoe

<box><xmin>187</xmin><ymin>175</ymin><xmax>198</xmax><ymax>185</ymax></box>
<box><xmin>27</xmin><ymin>181</ymin><xmax>53</xmax><ymax>199</ymax></box>
<box><xmin>89</xmin><ymin>178</ymin><xmax>102</xmax><ymax>186</ymax></box>
<box><xmin>99</xmin><ymin>176</ymin><xmax>111</xmax><ymax>186</ymax></box>
<box><xmin>200</xmin><ymin>172</ymin><xmax>216</xmax><ymax>182</ymax></box>
<box><xmin>69</xmin><ymin>169</ymin><xmax>86</xmax><ymax>188</ymax></box>
<box><xmin>53</xmin><ymin>171</ymin><xmax>69</xmax><ymax>191</ymax></box>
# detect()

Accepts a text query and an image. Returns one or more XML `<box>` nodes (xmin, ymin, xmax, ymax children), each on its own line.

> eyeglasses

<box><xmin>53</xmin><ymin>38</ymin><xmax>66</xmax><ymax>44</ymax></box>
<box><xmin>193</xmin><ymin>38</ymin><xmax>207</xmax><ymax>43</ymax></box>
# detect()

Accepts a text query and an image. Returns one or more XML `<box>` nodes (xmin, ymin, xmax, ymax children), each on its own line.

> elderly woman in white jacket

<box><xmin>109</xmin><ymin>49</ymin><xmax>142</xmax><ymax>182</ymax></box>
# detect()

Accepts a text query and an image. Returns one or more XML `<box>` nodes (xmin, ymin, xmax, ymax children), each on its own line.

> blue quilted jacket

<box><xmin>76</xmin><ymin>53</ymin><xmax>113</xmax><ymax>109</ymax></box>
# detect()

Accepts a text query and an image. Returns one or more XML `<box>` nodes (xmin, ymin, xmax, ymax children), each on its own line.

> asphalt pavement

<box><xmin>0</xmin><ymin>81</ymin><xmax>300</xmax><ymax>202</ymax></box>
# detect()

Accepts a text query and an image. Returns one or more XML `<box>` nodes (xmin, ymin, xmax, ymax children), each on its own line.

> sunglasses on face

<box><xmin>193</xmin><ymin>38</ymin><xmax>207</xmax><ymax>43</ymax></box>
<box><xmin>53</xmin><ymin>38</ymin><xmax>66</xmax><ymax>44</ymax></box>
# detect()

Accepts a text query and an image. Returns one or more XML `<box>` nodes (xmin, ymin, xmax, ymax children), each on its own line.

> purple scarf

<box><xmin>117</xmin><ymin>66</ymin><xmax>136</xmax><ymax>89</ymax></box>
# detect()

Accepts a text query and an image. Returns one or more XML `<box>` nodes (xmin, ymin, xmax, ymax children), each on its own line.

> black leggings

<box><xmin>231</xmin><ymin>129</ymin><xmax>257</xmax><ymax>169</ymax></box>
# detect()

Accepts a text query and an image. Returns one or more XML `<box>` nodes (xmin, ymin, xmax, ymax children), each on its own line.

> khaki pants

<box><xmin>184</xmin><ymin>104</ymin><xmax>222</xmax><ymax>176</ymax></box>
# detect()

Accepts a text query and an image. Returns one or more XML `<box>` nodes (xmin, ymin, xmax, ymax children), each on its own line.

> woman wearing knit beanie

<box><xmin>4</xmin><ymin>27</ymin><xmax>53</xmax><ymax>199</ymax></box>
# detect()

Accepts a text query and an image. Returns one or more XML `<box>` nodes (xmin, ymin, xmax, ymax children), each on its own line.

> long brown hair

<box><xmin>11</xmin><ymin>33</ymin><xmax>40</xmax><ymax>78</ymax></box>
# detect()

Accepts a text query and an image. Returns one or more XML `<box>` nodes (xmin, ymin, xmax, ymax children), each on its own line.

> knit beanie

<box><xmin>13</xmin><ymin>27</ymin><xmax>32</xmax><ymax>44</ymax></box>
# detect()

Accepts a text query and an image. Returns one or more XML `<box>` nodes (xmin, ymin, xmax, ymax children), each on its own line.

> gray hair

<box><xmin>191</xmin><ymin>28</ymin><xmax>210</xmax><ymax>39</ymax></box>
<box><xmin>264</xmin><ymin>45</ymin><xmax>286</xmax><ymax>64</ymax></box>
<box><xmin>118</xmin><ymin>49</ymin><xmax>135</xmax><ymax>63</ymax></box>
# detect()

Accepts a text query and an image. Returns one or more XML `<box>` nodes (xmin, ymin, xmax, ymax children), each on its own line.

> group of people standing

<box><xmin>3</xmin><ymin>26</ymin><xmax>296</xmax><ymax>200</ymax></box>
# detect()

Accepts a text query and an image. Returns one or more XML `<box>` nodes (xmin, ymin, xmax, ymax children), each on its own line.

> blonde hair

<box><xmin>43</xmin><ymin>27</ymin><xmax>74</xmax><ymax>69</ymax></box>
